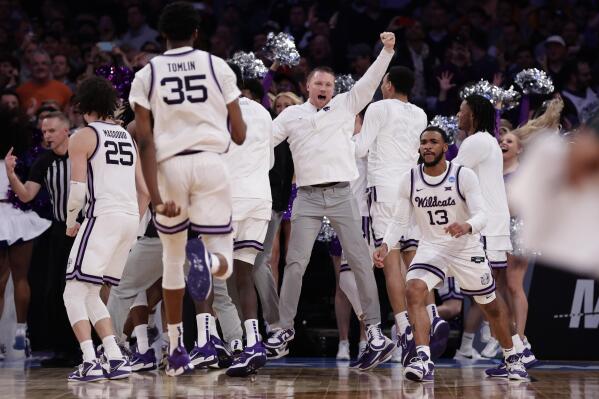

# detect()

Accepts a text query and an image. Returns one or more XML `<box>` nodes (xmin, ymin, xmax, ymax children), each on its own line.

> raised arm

<box><xmin>343</xmin><ymin>32</ymin><xmax>395</xmax><ymax>115</ymax></box>
<box><xmin>5</xmin><ymin>147</ymin><xmax>41</xmax><ymax>203</ymax></box>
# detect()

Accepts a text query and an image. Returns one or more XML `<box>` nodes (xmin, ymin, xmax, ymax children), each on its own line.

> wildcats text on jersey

<box><xmin>103</xmin><ymin>130</ymin><xmax>128</xmax><ymax>139</ymax></box>
<box><xmin>414</xmin><ymin>196</ymin><xmax>456</xmax><ymax>208</ymax></box>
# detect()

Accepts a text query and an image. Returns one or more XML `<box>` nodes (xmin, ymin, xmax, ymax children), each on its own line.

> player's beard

<box><xmin>423</xmin><ymin>151</ymin><xmax>444</xmax><ymax>167</ymax></box>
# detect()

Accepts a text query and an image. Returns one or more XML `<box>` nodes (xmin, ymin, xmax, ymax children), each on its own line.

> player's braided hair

<box><xmin>465</xmin><ymin>94</ymin><xmax>495</xmax><ymax>137</ymax></box>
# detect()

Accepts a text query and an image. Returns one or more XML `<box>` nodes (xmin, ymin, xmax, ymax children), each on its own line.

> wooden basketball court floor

<box><xmin>1</xmin><ymin>357</ymin><xmax>598</xmax><ymax>398</ymax></box>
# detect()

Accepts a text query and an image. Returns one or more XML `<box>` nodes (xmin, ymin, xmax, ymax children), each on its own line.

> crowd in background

<box><xmin>1</xmin><ymin>0</ymin><xmax>598</xmax><ymax>360</ymax></box>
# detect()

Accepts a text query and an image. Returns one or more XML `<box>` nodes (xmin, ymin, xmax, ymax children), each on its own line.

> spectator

<box><xmin>51</xmin><ymin>53</ymin><xmax>75</xmax><ymax>92</ymax></box>
<box><xmin>540</xmin><ymin>35</ymin><xmax>568</xmax><ymax>90</ymax></box>
<box><xmin>16</xmin><ymin>50</ymin><xmax>72</xmax><ymax>112</ymax></box>
<box><xmin>1</xmin><ymin>89</ymin><xmax>19</xmax><ymax>111</ymax></box>
<box><xmin>468</xmin><ymin>32</ymin><xmax>500</xmax><ymax>82</ymax></box>
<box><xmin>98</xmin><ymin>15</ymin><xmax>117</xmax><ymax>42</ymax></box>
<box><xmin>0</xmin><ymin>53</ymin><xmax>20</xmax><ymax>90</ymax></box>
<box><xmin>395</xmin><ymin>21</ymin><xmax>433</xmax><ymax>108</ymax></box>
<box><xmin>561</xmin><ymin>60</ymin><xmax>599</xmax><ymax>124</ymax></box>
<box><xmin>120</xmin><ymin>4</ymin><xmax>159</xmax><ymax>51</ymax></box>
<box><xmin>210</xmin><ymin>25</ymin><xmax>234</xmax><ymax>59</ymax></box>
<box><xmin>307</xmin><ymin>34</ymin><xmax>333</xmax><ymax>68</ymax></box>
<box><xmin>347</xmin><ymin>43</ymin><xmax>372</xmax><ymax>80</ymax></box>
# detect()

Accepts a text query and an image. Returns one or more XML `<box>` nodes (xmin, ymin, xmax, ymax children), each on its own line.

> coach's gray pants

<box><xmin>277</xmin><ymin>183</ymin><xmax>381</xmax><ymax>328</ymax></box>
<box><xmin>108</xmin><ymin>237</ymin><xmax>163</xmax><ymax>336</ymax></box>
<box><xmin>252</xmin><ymin>210</ymin><xmax>282</xmax><ymax>325</ymax></box>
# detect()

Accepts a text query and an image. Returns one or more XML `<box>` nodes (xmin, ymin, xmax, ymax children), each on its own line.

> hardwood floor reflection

<box><xmin>1</xmin><ymin>359</ymin><xmax>598</xmax><ymax>398</ymax></box>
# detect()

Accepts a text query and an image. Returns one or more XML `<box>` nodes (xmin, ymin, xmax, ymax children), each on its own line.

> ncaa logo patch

<box><xmin>448</xmin><ymin>176</ymin><xmax>456</xmax><ymax>183</ymax></box>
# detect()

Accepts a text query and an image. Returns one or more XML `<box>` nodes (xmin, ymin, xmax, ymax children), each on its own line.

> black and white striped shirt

<box><xmin>29</xmin><ymin>151</ymin><xmax>70</xmax><ymax>222</ymax></box>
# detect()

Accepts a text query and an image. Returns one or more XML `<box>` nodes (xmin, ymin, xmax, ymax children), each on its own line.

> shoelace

<box><xmin>367</xmin><ymin>325</ymin><xmax>384</xmax><ymax>342</ymax></box>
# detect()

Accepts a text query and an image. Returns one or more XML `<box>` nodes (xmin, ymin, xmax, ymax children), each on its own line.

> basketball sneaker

<box><xmin>189</xmin><ymin>341</ymin><xmax>218</xmax><ymax>368</ymax></box>
<box><xmin>357</xmin><ymin>335</ymin><xmax>397</xmax><ymax>371</ymax></box>
<box><xmin>68</xmin><ymin>359</ymin><xmax>106</xmax><ymax>382</ymax></box>
<box><xmin>399</xmin><ymin>326</ymin><xmax>417</xmax><ymax>367</ymax></box>
<box><xmin>13</xmin><ymin>332</ymin><xmax>26</xmax><ymax>351</ymax></box>
<box><xmin>165</xmin><ymin>345</ymin><xmax>194</xmax><ymax>376</ymax></box>
<box><xmin>209</xmin><ymin>335</ymin><xmax>233</xmax><ymax>368</ymax></box>
<box><xmin>404</xmin><ymin>351</ymin><xmax>435</xmax><ymax>382</ymax></box>
<box><xmin>336</xmin><ymin>340</ymin><xmax>350</xmax><ymax>361</ymax></box>
<box><xmin>186</xmin><ymin>238</ymin><xmax>213</xmax><ymax>302</ymax></box>
<box><xmin>481</xmin><ymin>337</ymin><xmax>501</xmax><ymax>358</ymax></box>
<box><xmin>349</xmin><ymin>341</ymin><xmax>368</xmax><ymax>369</ymax></box>
<box><xmin>429</xmin><ymin>317</ymin><xmax>449</xmax><ymax>359</ymax></box>
<box><xmin>265</xmin><ymin>343</ymin><xmax>289</xmax><ymax>360</ymax></box>
<box><xmin>100</xmin><ymin>355</ymin><xmax>131</xmax><ymax>380</ymax></box>
<box><xmin>226</xmin><ymin>342</ymin><xmax>267</xmax><ymax>377</ymax></box>
<box><xmin>485</xmin><ymin>356</ymin><xmax>529</xmax><ymax>380</ymax></box>
<box><xmin>230</xmin><ymin>339</ymin><xmax>243</xmax><ymax>356</ymax></box>
<box><xmin>264</xmin><ymin>328</ymin><xmax>295</xmax><ymax>350</ymax></box>
<box><xmin>520</xmin><ymin>347</ymin><xmax>539</xmax><ymax>369</ymax></box>
<box><xmin>130</xmin><ymin>348</ymin><xmax>157</xmax><ymax>372</ymax></box>
<box><xmin>389</xmin><ymin>325</ymin><xmax>402</xmax><ymax>363</ymax></box>
<box><xmin>453</xmin><ymin>347</ymin><xmax>481</xmax><ymax>360</ymax></box>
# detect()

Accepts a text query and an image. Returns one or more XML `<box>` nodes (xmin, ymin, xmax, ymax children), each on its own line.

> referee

<box><xmin>6</xmin><ymin>111</ymin><xmax>79</xmax><ymax>366</ymax></box>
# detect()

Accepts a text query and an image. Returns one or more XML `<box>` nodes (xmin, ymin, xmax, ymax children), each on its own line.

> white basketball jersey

<box><xmin>410</xmin><ymin>162</ymin><xmax>480</xmax><ymax>251</ymax></box>
<box><xmin>147</xmin><ymin>49</ymin><xmax>233</xmax><ymax>161</ymax></box>
<box><xmin>85</xmin><ymin>121</ymin><xmax>138</xmax><ymax>218</ymax></box>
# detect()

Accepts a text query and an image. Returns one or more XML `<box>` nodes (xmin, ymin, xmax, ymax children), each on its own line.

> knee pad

<box><xmin>85</xmin><ymin>285</ymin><xmax>111</xmax><ymax>325</ymax></box>
<box><xmin>63</xmin><ymin>280</ymin><xmax>90</xmax><ymax>325</ymax></box>
<box><xmin>160</xmin><ymin>232</ymin><xmax>187</xmax><ymax>290</ymax></box>
<box><xmin>203</xmin><ymin>233</ymin><xmax>233</xmax><ymax>280</ymax></box>
<box><xmin>131</xmin><ymin>291</ymin><xmax>148</xmax><ymax>309</ymax></box>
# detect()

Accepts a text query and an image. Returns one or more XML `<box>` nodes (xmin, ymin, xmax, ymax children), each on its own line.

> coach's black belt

<box><xmin>175</xmin><ymin>149</ymin><xmax>204</xmax><ymax>156</ymax></box>
<box><xmin>310</xmin><ymin>181</ymin><xmax>343</xmax><ymax>188</ymax></box>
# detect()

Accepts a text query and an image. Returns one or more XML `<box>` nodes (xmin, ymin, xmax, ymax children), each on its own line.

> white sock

<box><xmin>503</xmin><ymin>346</ymin><xmax>517</xmax><ymax>359</ymax></box>
<box><xmin>196</xmin><ymin>313</ymin><xmax>211</xmax><ymax>346</ymax></box>
<box><xmin>102</xmin><ymin>335</ymin><xmax>122</xmax><ymax>359</ymax></box>
<box><xmin>426</xmin><ymin>304</ymin><xmax>438</xmax><ymax>322</ymax></box>
<box><xmin>80</xmin><ymin>340</ymin><xmax>96</xmax><ymax>362</ymax></box>
<box><xmin>209</xmin><ymin>315</ymin><xmax>219</xmax><ymax>338</ymax></box>
<box><xmin>459</xmin><ymin>332</ymin><xmax>475</xmax><ymax>354</ymax></box>
<box><xmin>523</xmin><ymin>336</ymin><xmax>531</xmax><ymax>349</ymax></box>
<box><xmin>395</xmin><ymin>311</ymin><xmax>410</xmax><ymax>335</ymax></box>
<box><xmin>134</xmin><ymin>324</ymin><xmax>149</xmax><ymax>354</ymax></box>
<box><xmin>167</xmin><ymin>323</ymin><xmax>183</xmax><ymax>355</ymax></box>
<box><xmin>512</xmin><ymin>334</ymin><xmax>525</xmax><ymax>353</ymax></box>
<box><xmin>416</xmin><ymin>345</ymin><xmax>431</xmax><ymax>359</ymax></box>
<box><xmin>15</xmin><ymin>323</ymin><xmax>26</xmax><ymax>336</ymax></box>
<box><xmin>244</xmin><ymin>319</ymin><xmax>260</xmax><ymax>347</ymax></box>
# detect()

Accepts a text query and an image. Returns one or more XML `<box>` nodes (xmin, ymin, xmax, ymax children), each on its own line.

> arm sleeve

<box><xmin>353</xmin><ymin>102</ymin><xmax>383</xmax><ymax>158</ymax></box>
<box><xmin>343</xmin><ymin>49</ymin><xmax>394</xmax><ymax>115</ymax></box>
<box><xmin>128</xmin><ymin>65</ymin><xmax>152</xmax><ymax>110</ymax></box>
<box><xmin>454</xmin><ymin>134</ymin><xmax>489</xmax><ymax>168</ymax></box>
<box><xmin>458</xmin><ymin>167</ymin><xmax>488</xmax><ymax>234</ymax></box>
<box><xmin>213</xmin><ymin>56</ymin><xmax>242</xmax><ymax>104</ymax></box>
<box><xmin>382</xmin><ymin>171</ymin><xmax>412</xmax><ymax>247</ymax></box>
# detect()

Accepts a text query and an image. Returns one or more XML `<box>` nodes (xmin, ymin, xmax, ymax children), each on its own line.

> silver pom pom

<box><xmin>498</xmin><ymin>85</ymin><xmax>521</xmax><ymax>111</ymax></box>
<box><xmin>228</xmin><ymin>51</ymin><xmax>268</xmax><ymax>80</ymax></box>
<box><xmin>263</xmin><ymin>32</ymin><xmax>300</xmax><ymax>67</ymax></box>
<box><xmin>510</xmin><ymin>217</ymin><xmax>541</xmax><ymax>257</ymax></box>
<box><xmin>429</xmin><ymin>115</ymin><xmax>458</xmax><ymax>145</ymax></box>
<box><xmin>459</xmin><ymin>80</ymin><xmax>521</xmax><ymax>111</ymax></box>
<box><xmin>334</xmin><ymin>74</ymin><xmax>356</xmax><ymax>96</ymax></box>
<box><xmin>514</xmin><ymin>68</ymin><xmax>554</xmax><ymax>95</ymax></box>
<box><xmin>316</xmin><ymin>216</ymin><xmax>337</xmax><ymax>242</ymax></box>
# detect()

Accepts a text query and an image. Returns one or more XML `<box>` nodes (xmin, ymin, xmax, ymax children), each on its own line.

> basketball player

<box><xmin>373</xmin><ymin>127</ymin><xmax>529</xmax><ymax>382</ymax></box>
<box><xmin>63</xmin><ymin>76</ymin><xmax>148</xmax><ymax>382</ymax></box>
<box><xmin>354</xmin><ymin>66</ymin><xmax>450</xmax><ymax>364</ymax></box>
<box><xmin>130</xmin><ymin>2</ymin><xmax>246</xmax><ymax>376</ymax></box>
<box><xmin>215</xmin><ymin>63</ymin><xmax>273</xmax><ymax>376</ymax></box>
<box><xmin>455</xmin><ymin>95</ymin><xmax>536</xmax><ymax>371</ymax></box>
